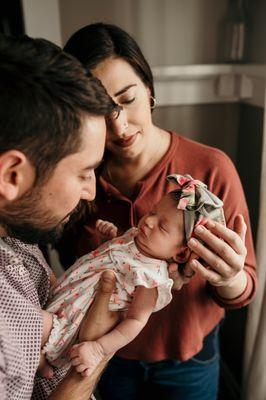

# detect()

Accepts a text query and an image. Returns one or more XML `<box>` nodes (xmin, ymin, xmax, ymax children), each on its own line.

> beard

<box><xmin>0</xmin><ymin>185</ymin><xmax>75</xmax><ymax>245</ymax></box>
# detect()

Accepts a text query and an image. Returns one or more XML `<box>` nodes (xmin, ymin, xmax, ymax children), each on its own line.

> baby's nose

<box><xmin>145</xmin><ymin>217</ymin><xmax>154</xmax><ymax>229</ymax></box>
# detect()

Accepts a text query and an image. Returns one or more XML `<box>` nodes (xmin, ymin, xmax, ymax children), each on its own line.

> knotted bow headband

<box><xmin>167</xmin><ymin>174</ymin><xmax>226</xmax><ymax>241</ymax></box>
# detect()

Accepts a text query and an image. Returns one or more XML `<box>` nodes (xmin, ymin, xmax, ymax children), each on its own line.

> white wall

<box><xmin>59</xmin><ymin>0</ymin><xmax>137</xmax><ymax>47</ymax></box>
<box><xmin>22</xmin><ymin>0</ymin><xmax>62</xmax><ymax>46</ymax></box>
<box><xmin>59</xmin><ymin>0</ymin><xmax>228</xmax><ymax>65</ymax></box>
<box><xmin>22</xmin><ymin>0</ymin><xmax>266</xmax><ymax>65</ymax></box>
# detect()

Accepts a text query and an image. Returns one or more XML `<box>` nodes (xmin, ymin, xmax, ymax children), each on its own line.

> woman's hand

<box><xmin>187</xmin><ymin>214</ymin><xmax>248</xmax><ymax>298</ymax></box>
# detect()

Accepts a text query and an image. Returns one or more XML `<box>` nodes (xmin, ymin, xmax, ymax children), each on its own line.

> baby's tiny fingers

<box><xmin>109</xmin><ymin>226</ymin><xmax>118</xmax><ymax>238</ymax></box>
<box><xmin>95</xmin><ymin>219</ymin><xmax>104</xmax><ymax>227</ymax></box>
<box><xmin>168</xmin><ymin>263</ymin><xmax>178</xmax><ymax>274</ymax></box>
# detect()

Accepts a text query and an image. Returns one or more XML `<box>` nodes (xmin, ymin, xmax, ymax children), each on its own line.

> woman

<box><xmin>59</xmin><ymin>23</ymin><xmax>257</xmax><ymax>400</ymax></box>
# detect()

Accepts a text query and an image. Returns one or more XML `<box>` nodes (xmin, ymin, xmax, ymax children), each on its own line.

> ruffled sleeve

<box><xmin>123</xmin><ymin>258</ymin><xmax>173</xmax><ymax>313</ymax></box>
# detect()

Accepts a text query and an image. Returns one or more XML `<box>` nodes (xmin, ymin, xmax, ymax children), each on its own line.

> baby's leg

<box><xmin>41</xmin><ymin>310</ymin><xmax>53</xmax><ymax>346</ymax></box>
<box><xmin>37</xmin><ymin>310</ymin><xmax>54</xmax><ymax>379</ymax></box>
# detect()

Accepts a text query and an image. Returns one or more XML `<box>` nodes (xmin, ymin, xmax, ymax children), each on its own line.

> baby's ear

<box><xmin>173</xmin><ymin>246</ymin><xmax>191</xmax><ymax>263</ymax></box>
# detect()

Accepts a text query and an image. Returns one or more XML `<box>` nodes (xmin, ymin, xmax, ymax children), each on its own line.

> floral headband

<box><xmin>167</xmin><ymin>174</ymin><xmax>226</xmax><ymax>241</ymax></box>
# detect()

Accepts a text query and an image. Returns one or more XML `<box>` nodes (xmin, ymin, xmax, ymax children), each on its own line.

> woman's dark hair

<box><xmin>64</xmin><ymin>22</ymin><xmax>155</xmax><ymax>98</ymax></box>
<box><xmin>0</xmin><ymin>34</ymin><xmax>116</xmax><ymax>184</ymax></box>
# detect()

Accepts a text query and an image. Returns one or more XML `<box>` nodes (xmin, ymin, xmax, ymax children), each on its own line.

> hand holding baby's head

<box><xmin>135</xmin><ymin>174</ymin><xmax>225</xmax><ymax>264</ymax></box>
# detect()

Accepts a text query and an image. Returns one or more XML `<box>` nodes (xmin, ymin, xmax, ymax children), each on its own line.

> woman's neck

<box><xmin>105</xmin><ymin>128</ymin><xmax>170</xmax><ymax>197</ymax></box>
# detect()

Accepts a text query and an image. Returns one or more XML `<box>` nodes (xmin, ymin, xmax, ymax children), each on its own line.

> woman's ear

<box><xmin>0</xmin><ymin>150</ymin><xmax>35</xmax><ymax>201</ymax></box>
<box><xmin>173</xmin><ymin>246</ymin><xmax>191</xmax><ymax>264</ymax></box>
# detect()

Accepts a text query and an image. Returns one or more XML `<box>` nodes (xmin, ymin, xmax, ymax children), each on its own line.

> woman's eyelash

<box><xmin>121</xmin><ymin>97</ymin><xmax>135</xmax><ymax>105</ymax></box>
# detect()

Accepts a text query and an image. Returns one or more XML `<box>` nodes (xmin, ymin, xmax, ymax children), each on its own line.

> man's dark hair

<box><xmin>0</xmin><ymin>34</ymin><xmax>116</xmax><ymax>183</ymax></box>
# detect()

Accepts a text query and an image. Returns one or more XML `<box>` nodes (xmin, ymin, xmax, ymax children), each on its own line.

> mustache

<box><xmin>63</xmin><ymin>200</ymin><xmax>96</xmax><ymax>232</ymax></box>
<box><xmin>60</xmin><ymin>204</ymin><xmax>80</xmax><ymax>224</ymax></box>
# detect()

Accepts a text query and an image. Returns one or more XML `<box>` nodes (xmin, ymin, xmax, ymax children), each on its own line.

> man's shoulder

<box><xmin>0</xmin><ymin>317</ymin><xmax>25</xmax><ymax>399</ymax></box>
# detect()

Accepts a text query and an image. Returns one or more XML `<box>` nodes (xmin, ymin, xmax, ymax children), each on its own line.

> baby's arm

<box><xmin>98</xmin><ymin>285</ymin><xmax>157</xmax><ymax>352</ymax></box>
<box><xmin>69</xmin><ymin>286</ymin><xmax>157</xmax><ymax>376</ymax></box>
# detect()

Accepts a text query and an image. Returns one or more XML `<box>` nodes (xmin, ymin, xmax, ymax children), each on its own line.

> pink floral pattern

<box><xmin>44</xmin><ymin>228</ymin><xmax>173</xmax><ymax>368</ymax></box>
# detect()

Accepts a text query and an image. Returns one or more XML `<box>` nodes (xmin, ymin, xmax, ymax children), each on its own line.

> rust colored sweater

<box><xmin>58</xmin><ymin>132</ymin><xmax>257</xmax><ymax>362</ymax></box>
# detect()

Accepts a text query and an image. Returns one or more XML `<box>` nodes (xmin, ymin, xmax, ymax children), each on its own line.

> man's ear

<box><xmin>0</xmin><ymin>150</ymin><xmax>35</xmax><ymax>201</ymax></box>
<box><xmin>173</xmin><ymin>246</ymin><xmax>191</xmax><ymax>264</ymax></box>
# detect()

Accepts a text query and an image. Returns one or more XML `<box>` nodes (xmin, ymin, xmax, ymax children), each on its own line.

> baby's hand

<box><xmin>69</xmin><ymin>341</ymin><xmax>106</xmax><ymax>377</ymax></box>
<box><xmin>168</xmin><ymin>260</ymin><xmax>196</xmax><ymax>290</ymax></box>
<box><xmin>96</xmin><ymin>219</ymin><xmax>118</xmax><ymax>239</ymax></box>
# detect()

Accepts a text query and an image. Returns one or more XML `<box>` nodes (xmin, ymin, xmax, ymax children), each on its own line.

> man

<box><xmin>0</xmin><ymin>34</ymin><xmax>119</xmax><ymax>399</ymax></box>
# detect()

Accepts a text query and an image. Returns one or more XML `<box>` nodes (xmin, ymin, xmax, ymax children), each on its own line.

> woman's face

<box><xmin>92</xmin><ymin>57</ymin><xmax>153</xmax><ymax>161</ymax></box>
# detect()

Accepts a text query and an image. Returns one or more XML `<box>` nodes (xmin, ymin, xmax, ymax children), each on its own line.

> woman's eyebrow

<box><xmin>114</xmin><ymin>84</ymin><xmax>137</xmax><ymax>97</ymax></box>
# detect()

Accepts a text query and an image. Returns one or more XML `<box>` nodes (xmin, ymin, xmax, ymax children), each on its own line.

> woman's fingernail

<box><xmin>188</xmin><ymin>238</ymin><xmax>197</xmax><ymax>247</ymax></box>
<box><xmin>195</xmin><ymin>225</ymin><xmax>204</xmax><ymax>233</ymax></box>
<box><xmin>190</xmin><ymin>260</ymin><xmax>197</xmax><ymax>268</ymax></box>
<box><xmin>207</xmin><ymin>220</ymin><xmax>215</xmax><ymax>228</ymax></box>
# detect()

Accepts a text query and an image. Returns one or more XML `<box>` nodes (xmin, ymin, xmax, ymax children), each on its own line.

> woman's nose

<box><xmin>107</xmin><ymin>107</ymin><xmax>128</xmax><ymax>137</ymax></box>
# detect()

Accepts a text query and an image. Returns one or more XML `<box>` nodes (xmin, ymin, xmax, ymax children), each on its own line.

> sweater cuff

<box><xmin>208</xmin><ymin>271</ymin><xmax>254</xmax><ymax>309</ymax></box>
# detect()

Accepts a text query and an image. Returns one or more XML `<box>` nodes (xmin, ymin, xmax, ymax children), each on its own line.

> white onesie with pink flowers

<box><xmin>43</xmin><ymin>228</ymin><xmax>173</xmax><ymax>367</ymax></box>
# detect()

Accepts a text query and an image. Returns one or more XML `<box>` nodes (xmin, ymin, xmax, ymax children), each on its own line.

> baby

<box><xmin>40</xmin><ymin>174</ymin><xmax>225</xmax><ymax>377</ymax></box>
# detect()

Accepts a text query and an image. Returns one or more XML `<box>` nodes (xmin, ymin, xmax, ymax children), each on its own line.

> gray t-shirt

<box><xmin>0</xmin><ymin>237</ymin><xmax>68</xmax><ymax>399</ymax></box>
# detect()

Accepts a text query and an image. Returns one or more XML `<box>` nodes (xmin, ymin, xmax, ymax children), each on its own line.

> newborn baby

<box><xmin>40</xmin><ymin>174</ymin><xmax>225</xmax><ymax>377</ymax></box>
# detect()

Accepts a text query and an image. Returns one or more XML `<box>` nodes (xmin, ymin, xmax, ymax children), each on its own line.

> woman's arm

<box><xmin>184</xmin><ymin>150</ymin><xmax>257</xmax><ymax>307</ymax></box>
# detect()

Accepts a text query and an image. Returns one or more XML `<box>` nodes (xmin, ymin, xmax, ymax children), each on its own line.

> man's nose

<box><xmin>107</xmin><ymin>108</ymin><xmax>128</xmax><ymax>137</ymax></box>
<box><xmin>81</xmin><ymin>175</ymin><xmax>96</xmax><ymax>201</ymax></box>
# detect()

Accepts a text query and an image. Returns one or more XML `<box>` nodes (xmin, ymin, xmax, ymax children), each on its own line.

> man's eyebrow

<box><xmin>81</xmin><ymin>159</ymin><xmax>103</xmax><ymax>171</ymax></box>
<box><xmin>114</xmin><ymin>84</ymin><xmax>137</xmax><ymax>97</ymax></box>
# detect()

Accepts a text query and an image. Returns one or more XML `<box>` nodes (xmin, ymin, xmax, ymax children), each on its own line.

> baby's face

<box><xmin>136</xmin><ymin>195</ymin><xmax>186</xmax><ymax>260</ymax></box>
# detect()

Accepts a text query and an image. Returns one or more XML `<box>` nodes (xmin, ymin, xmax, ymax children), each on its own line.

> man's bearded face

<box><xmin>0</xmin><ymin>184</ymin><xmax>76</xmax><ymax>245</ymax></box>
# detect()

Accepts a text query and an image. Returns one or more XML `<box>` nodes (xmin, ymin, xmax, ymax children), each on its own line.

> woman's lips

<box><xmin>114</xmin><ymin>133</ymin><xmax>137</xmax><ymax>148</ymax></box>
